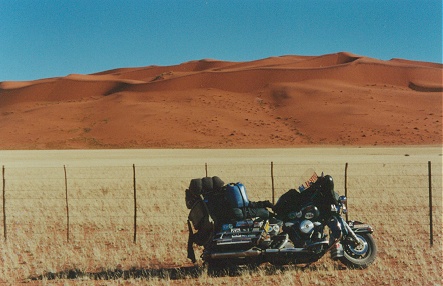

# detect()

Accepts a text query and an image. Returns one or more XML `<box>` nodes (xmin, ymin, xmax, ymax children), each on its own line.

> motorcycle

<box><xmin>185</xmin><ymin>170</ymin><xmax>377</xmax><ymax>271</ymax></box>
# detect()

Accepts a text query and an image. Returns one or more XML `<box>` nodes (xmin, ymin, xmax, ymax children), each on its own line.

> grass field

<box><xmin>0</xmin><ymin>147</ymin><xmax>441</xmax><ymax>285</ymax></box>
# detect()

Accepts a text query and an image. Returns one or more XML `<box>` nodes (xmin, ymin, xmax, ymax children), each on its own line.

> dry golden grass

<box><xmin>0</xmin><ymin>147</ymin><xmax>441</xmax><ymax>285</ymax></box>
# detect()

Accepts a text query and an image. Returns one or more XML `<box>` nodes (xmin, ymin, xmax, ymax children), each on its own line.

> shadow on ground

<box><xmin>30</xmin><ymin>266</ymin><xmax>203</xmax><ymax>281</ymax></box>
<box><xmin>29</xmin><ymin>263</ymin><xmax>335</xmax><ymax>281</ymax></box>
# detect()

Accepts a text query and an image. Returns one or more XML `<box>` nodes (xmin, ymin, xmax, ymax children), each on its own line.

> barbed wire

<box><xmin>1</xmin><ymin>162</ymin><xmax>440</xmax><ymax>243</ymax></box>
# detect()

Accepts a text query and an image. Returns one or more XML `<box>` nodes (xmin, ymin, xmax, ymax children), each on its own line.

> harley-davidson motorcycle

<box><xmin>185</xmin><ymin>170</ymin><xmax>377</xmax><ymax>270</ymax></box>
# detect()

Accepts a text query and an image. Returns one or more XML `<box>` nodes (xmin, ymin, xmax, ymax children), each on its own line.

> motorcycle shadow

<box><xmin>29</xmin><ymin>263</ymin><xmax>343</xmax><ymax>281</ymax></box>
<box><xmin>29</xmin><ymin>266</ymin><xmax>203</xmax><ymax>281</ymax></box>
<box><xmin>207</xmin><ymin>263</ymin><xmax>343</xmax><ymax>277</ymax></box>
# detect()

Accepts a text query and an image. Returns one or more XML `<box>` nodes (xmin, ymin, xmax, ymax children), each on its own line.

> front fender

<box><xmin>348</xmin><ymin>220</ymin><xmax>374</xmax><ymax>234</ymax></box>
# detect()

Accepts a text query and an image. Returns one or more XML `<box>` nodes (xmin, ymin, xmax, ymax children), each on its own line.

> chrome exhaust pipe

<box><xmin>265</xmin><ymin>247</ymin><xmax>307</xmax><ymax>254</ymax></box>
<box><xmin>208</xmin><ymin>249</ymin><xmax>261</xmax><ymax>259</ymax></box>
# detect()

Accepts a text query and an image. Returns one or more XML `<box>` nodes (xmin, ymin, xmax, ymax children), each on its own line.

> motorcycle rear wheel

<box><xmin>339</xmin><ymin>233</ymin><xmax>377</xmax><ymax>269</ymax></box>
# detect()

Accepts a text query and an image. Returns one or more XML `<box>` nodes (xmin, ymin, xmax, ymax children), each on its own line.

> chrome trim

<box><xmin>265</xmin><ymin>248</ymin><xmax>308</xmax><ymax>254</ymax></box>
<box><xmin>216</xmin><ymin>240</ymin><xmax>252</xmax><ymax>245</ymax></box>
<box><xmin>279</xmin><ymin>234</ymin><xmax>289</xmax><ymax>249</ymax></box>
<box><xmin>209</xmin><ymin>249</ymin><xmax>261</xmax><ymax>259</ymax></box>
<box><xmin>343</xmin><ymin>220</ymin><xmax>365</xmax><ymax>248</ymax></box>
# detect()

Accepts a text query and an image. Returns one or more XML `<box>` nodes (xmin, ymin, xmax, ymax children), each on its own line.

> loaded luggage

<box><xmin>185</xmin><ymin>176</ymin><xmax>276</xmax><ymax>262</ymax></box>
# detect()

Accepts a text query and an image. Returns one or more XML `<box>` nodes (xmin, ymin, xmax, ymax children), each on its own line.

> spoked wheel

<box><xmin>339</xmin><ymin>233</ymin><xmax>377</xmax><ymax>269</ymax></box>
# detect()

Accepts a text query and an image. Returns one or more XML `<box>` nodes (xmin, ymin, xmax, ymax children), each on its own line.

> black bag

<box><xmin>188</xmin><ymin>176</ymin><xmax>224</xmax><ymax>196</ymax></box>
<box><xmin>186</xmin><ymin>176</ymin><xmax>224</xmax><ymax>209</ymax></box>
<box><xmin>187</xmin><ymin>198</ymin><xmax>214</xmax><ymax>263</ymax></box>
<box><xmin>225</xmin><ymin>183</ymin><xmax>270</xmax><ymax>220</ymax></box>
<box><xmin>273</xmin><ymin>189</ymin><xmax>301</xmax><ymax>218</ymax></box>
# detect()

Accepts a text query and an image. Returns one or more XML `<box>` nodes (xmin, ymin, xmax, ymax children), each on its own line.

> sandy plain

<box><xmin>1</xmin><ymin>146</ymin><xmax>441</xmax><ymax>167</ymax></box>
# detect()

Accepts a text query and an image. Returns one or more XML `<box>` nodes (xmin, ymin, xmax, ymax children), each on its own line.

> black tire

<box><xmin>202</xmin><ymin>177</ymin><xmax>214</xmax><ymax>194</ymax></box>
<box><xmin>339</xmin><ymin>233</ymin><xmax>377</xmax><ymax>269</ymax></box>
<box><xmin>189</xmin><ymin>178</ymin><xmax>203</xmax><ymax>196</ymax></box>
<box><xmin>212</xmin><ymin>176</ymin><xmax>224</xmax><ymax>191</ymax></box>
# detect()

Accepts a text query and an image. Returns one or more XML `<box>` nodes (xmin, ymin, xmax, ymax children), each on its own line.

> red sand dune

<box><xmin>0</xmin><ymin>52</ymin><xmax>442</xmax><ymax>149</ymax></box>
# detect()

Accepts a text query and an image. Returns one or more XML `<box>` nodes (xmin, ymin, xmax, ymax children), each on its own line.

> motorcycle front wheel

<box><xmin>339</xmin><ymin>233</ymin><xmax>377</xmax><ymax>269</ymax></box>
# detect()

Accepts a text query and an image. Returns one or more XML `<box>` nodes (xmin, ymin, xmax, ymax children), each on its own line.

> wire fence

<box><xmin>1</xmin><ymin>161</ymin><xmax>442</xmax><ymax>246</ymax></box>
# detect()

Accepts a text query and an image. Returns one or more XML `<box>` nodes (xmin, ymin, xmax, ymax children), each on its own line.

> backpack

<box><xmin>185</xmin><ymin>176</ymin><xmax>224</xmax><ymax>262</ymax></box>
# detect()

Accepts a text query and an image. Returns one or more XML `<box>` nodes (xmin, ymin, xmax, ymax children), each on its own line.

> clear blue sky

<box><xmin>1</xmin><ymin>0</ymin><xmax>442</xmax><ymax>81</ymax></box>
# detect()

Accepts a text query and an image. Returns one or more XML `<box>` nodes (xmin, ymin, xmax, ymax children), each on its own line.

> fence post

<box><xmin>2</xmin><ymin>165</ymin><xmax>6</xmax><ymax>241</ymax></box>
<box><xmin>205</xmin><ymin>163</ymin><xmax>208</xmax><ymax>177</ymax></box>
<box><xmin>133</xmin><ymin>164</ymin><xmax>137</xmax><ymax>244</ymax></box>
<box><xmin>344</xmin><ymin>162</ymin><xmax>348</xmax><ymax>222</ymax></box>
<box><xmin>271</xmin><ymin>161</ymin><xmax>275</xmax><ymax>204</ymax></box>
<box><xmin>428</xmin><ymin>161</ymin><xmax>433</xmax><ymax>246</ymax></box>
<box><xmin>64</xmin><ymin>165</ymin><xmax>70</xmax><ymax>242</ymax></box>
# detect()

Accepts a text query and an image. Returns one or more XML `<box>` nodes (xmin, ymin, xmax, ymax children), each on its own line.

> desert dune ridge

<box><xmin>0</xmin><ymin>52</ymin><xmax>441</xmax><ymax>149</ymax></box>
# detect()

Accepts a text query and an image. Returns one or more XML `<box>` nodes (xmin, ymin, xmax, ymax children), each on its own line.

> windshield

<box><xmin>297</xmin><ymin>168</ymin><xmax>318</xmax><ymax>192</ymax></box>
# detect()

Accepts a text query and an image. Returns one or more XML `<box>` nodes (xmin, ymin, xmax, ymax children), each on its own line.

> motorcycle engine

<box><xmin>285</xmin><ymin>204</ymin><xmax>325</xmax><ymax>247</ymax></box>
<box><xmin>299</xmin><ymin>220</ymin><xmax>315</xmax><ymax>234</ymax></box>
